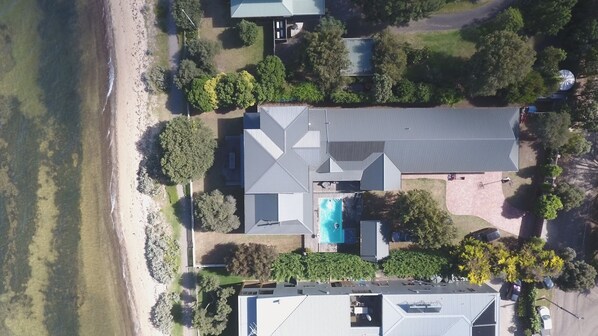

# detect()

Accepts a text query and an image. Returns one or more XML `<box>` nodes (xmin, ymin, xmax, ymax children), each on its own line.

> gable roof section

<box><xmin>245</xmin><ymin>193</ymin><xmax>312</xmax><ymax>234</ymax></box>
<box><xmin>361</xmin><ymin>153</ymin><xmax>402</xmax><ymax>191</ymax></box>
<box><xmin>231</xmin><ymin>0</ymin><xmax>325</xmax><ymax>18</ymax></box>
<box><xmin>256</xmin><ymin>295</ymin><xmax>349</xmax><ymax>335</ymax></box>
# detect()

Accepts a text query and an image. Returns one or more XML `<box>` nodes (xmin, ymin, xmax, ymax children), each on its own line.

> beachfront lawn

<box><xmin>400</xmin><ymin>179</ymin><xmax>493</xmax><ymax>243</ymax></box>
<box><xmin>200</xmin><ymin>0</ymin><xmax>270</xmax><ymax>72</ymax></box>
<box><xmin>435</xmin><ymin>0</ymin><xmax>491</xmax><ymax>14</ymax></box>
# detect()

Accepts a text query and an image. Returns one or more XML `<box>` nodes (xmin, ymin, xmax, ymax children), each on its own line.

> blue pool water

<box><xmin>319</xmin><ymin>198</ymin><xmax>344</xmax><ymax>244</ymax></box>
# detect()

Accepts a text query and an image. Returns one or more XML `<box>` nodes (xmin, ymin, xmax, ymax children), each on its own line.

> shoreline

<box><xmin>105</xmin><ymin>0</ymin><xmax>161</xmax><ymax>335</ymax></box>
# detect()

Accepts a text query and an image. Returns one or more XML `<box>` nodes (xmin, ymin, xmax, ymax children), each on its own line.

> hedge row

<box><xmin>382</xmin><ymin>249</ymin><xmax>450</xmax><ymax>279</ymax></box>
<box><xmin>272</xmin><ymin>252</ymin><xmax>377</xmax><ymax>282</ymax></box>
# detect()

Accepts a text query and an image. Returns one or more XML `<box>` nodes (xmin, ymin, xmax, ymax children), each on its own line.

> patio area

<box><xmin>305</xmin><ymin>188</ymin><xmax>363</xmax><ymax>253</ymax></box>
<box><xmin>403</xmin><ymin>172</ymin><xmax>525</xmax><ymax>236</ymax></box>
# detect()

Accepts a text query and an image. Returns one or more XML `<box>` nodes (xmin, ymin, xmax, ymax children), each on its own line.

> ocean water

<box><xmin>0</xmin><ymin>0</ymin><xmax>131</xmax><ymax>335</ymax></box>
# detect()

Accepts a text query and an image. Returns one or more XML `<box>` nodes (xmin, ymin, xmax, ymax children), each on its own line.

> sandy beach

<box><xmin>107</xmin><ymin>0</ymin><xmax>162</xmax><ymax>335</ymax></box>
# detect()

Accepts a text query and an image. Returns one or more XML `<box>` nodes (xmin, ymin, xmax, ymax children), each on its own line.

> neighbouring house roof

<box><xmin>238</xmin><ymin>280</ymin><xmax>500</xmax><ymax>336</ymax></box>
<box><xmin>230</xmin><ymin>0</ymin><xmax>325</xmax><ymax>18</ymax></box>
<box><xmin>243</xmin><ymin>106</ymin><xmax>519</xmax><ymax>234</ymax></box>
<box><xmin>342</xmin><ymin>38</ymin><xmax>374</xmax><ymax>76</ymax></box>
<box><xmin>360</xmin><ymin>220</ymin><xmax>389</xmax><ymax>262</ymax></box>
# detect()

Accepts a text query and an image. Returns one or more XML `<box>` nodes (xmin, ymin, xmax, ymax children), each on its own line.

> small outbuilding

<box><xmin>360</xmin><ymin>220</ymin><xmax>389</xmax><ymax>262</ymax></box>
<box><xmin>341</xmin><ymin>38</ymin><xmax>374</xmax><ymax>76</ymax></box>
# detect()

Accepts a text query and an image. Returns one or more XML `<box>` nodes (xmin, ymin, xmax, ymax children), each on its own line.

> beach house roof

<box><xmin>243</xmin><ymin>106</ymin><xmax>519</xmax><ymax>234</ymax></box>
<box><xmin>238</xmin><ymin>280</ymin><xmax>500</xmax><ymax>336</ymax></box>
<box><xmin>230</xmin><ymin>0</ymin><xmax>325</xmax><ymax>18</ymax></box>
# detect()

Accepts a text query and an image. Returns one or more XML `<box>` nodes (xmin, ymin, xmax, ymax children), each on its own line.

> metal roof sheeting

<box><xmin>360</xmin><ymin>220</ymin><xmax>390</xmax><ymax>262</ymax></box>
<box><xmin>231</xmin><ymin>0</ymin><xmax>325</xmax><ymax>18</ymax></box>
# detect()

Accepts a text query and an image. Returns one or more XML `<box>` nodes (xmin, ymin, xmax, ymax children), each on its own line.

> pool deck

<box><xmin>305</xmin><ymin>188</ymin><xmax>362</xmax><ymax>252</ymax></box>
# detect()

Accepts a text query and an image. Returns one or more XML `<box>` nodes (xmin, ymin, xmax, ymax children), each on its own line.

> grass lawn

<box><xmin>435</xmin><ymin>0</ymin><xmax>491</xmax><ymax>14</ymax></box>
<box><xmin>199</xmin><ymin>267</ymin><xmax>246</xmax><ymax>286</ymax></box>
<box><xmin>394</xmin><ymin>30</ymin><xmax>476</xmax><ymax>58</ymax></box>
<box><xmin>401</xmin><ymin>179</ymin><xmax>493</xmax><ymax>242</ymax></box>
<box><xmin>200</xmin><ymin>0</ymin><xmax>269</xmax><ymax>72</ymax></box>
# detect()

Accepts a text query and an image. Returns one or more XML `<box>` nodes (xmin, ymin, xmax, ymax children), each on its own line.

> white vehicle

<box><xmin>537</xmin><ymin>306</ymin><xmax>552</xmax><ymax>330</ymax></box>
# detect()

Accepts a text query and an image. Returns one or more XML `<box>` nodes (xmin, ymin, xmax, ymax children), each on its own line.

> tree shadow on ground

<box><xmin>200</xmin><ymin>0</ymin><xmax>231</xmax><ymax>28</ymax></box>
<box><xmin>136</xmin><ymin>121</ymin><xmax>172</xmax><ymax>185</ymax></box>
<box><xmin>362</xmin><ymin>191</ymin><xmax>397</xmax><ymax>223</ymax></box>
<box><xmin>504</xmin><ymin>184</ymin><xmax>537</xmax><ymax>212</ymax></box>
<box><xmin>201</xmin><ymin>242</ymin><xmax>237</xmax><ymax>264</ymax></box>
<box><xmin>153</xmin><ymin>0</ymin><xmax>170</xmax><ymax>34</ymax></box>
<box><xmin>501</xmin><ymin>200</ymin><xmax>526</xmax><ymax>219</ymax></box>
<box><xmin>173</xmin><ymin>195</ymin><xmax>193</xmax><ymax>230</ymax></box>
<box><xmin>218</xmin><ymin>27</ymin><xmax>243</xmax><ymax>49</ymax></box>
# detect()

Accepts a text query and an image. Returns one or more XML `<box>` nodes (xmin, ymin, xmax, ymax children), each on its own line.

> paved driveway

<box><xmin>404</xmin><ymin>172</ymin><xmax>525</xmax><ymax>235</ymax></box>
<box><xmin>487</xmin><ymin>280</ymin><xmax>521</xmax><ymax>335</ymax></box>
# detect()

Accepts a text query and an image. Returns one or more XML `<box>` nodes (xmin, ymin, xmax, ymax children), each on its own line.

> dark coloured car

<box><xmin>507</xmin><ymin>280</ymin><xmax>522</xmax><ymax>301</ymax></box>
<box><xmin>542</xmin><ymin>276</ymin><xmax>554</xmax><ymax>289</ymax></box>
<box><xmin>468</xmin><ymin>228</ymin><xmax>501</xmax><ymax>242</ymax></box>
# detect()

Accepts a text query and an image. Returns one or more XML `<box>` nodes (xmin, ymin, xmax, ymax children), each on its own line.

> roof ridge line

<box><xmin>270</xmin><ymin>295</ymin><xmax>309</xmax><ymax>334</ymax></box>
<box><xmin>275</xmin><ymin>158</ymin><xmax>309</xmax><ymax>192</ymax></box>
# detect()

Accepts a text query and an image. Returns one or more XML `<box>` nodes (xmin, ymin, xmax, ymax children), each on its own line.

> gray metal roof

<box><xmin>238</xmin><ymin>280</ymin><xmax>499</xmax><ymax>336</ymax></box>
<box><xmin>243</xmin><ymin>106</ymin><xmax>519</xmax><ymax>235</ymax></box>
<box><xmin>231</xmin><ymin>0</ymin><xmax>325</xmax><ymax>18</ymax></box>
<box><xmin>360</xmin><ymin>221</ymin><xmax>390</xmax><ymax>262</ymax></box>
<box><xmin>342</xmin><ymin>38</ymin><xmax>374</xmax><ymax>76</ymax></box>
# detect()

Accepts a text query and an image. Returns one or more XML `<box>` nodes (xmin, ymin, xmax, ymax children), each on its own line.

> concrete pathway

<box><xmin>404</xmin><ymin>172</ymin><xmax>525</xmax><ymax>235</ymax></box>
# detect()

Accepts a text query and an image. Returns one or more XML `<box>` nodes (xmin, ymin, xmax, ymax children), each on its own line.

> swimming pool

<box><xmin>319</xmin><ymin>198</ymin><xmax>344</xmax><ymax>244</ymax></box>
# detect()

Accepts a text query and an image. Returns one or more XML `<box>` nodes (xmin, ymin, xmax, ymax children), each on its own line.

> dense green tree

<box><xmin>144</xmin><ymin>65</ymin><xmax>171</xmax><ymax>93</ymax></box>
<box><xmin>455</xmin><ymin>238</ymin><xmax>494</xmax><ymax>285</ymax></box>
<box><xmin>197</xmin><ymin>272</ymin><xmax>220</xmax><ymax>293</ymax></box>
<box><xmin>186</xmin><ymin>38</ymin><xmax>219</xmax><ymax>75</ymax></box>
<box><xmin>172</xmin><ymin>0</ymin><xmax>202</xmax><ymax>31</ymax></box>
<box><xmin>555</xmin><ymin>182</ymin><xmax>585</xmax><ymax>211</ymax></box>
<box><xmin>186</xmin><ymin>76</ymin><xmax>217</xmax><ymax>112</ymax></box>
<box><xmin>518</xmin><ymin>238</ymin><xmax>564</xmax><ymax>282</ymax></box>
<box><xmin>151</xmin><ymin>292</ymin><xmax>177</xmax><ymax>334</ymax></box>
<box><xmin>415</xmin><ymin>82</ymin><xmax>433</xmax><ymax>103</ymax></box>
<box><xmin>559</xmin><ymin>247</ymin><xmax>577</xmax><ymax>262</ymax></box>
<box><xmin>372</xmin><ymin>30</ymin><xmax>408</xmax><ymax>83</ymax></box>
<box><xmin>291</xmin><ymin>82</ymin><xmax>325</xmax><ymax>103</ymax></box>
<box><xmin>393</xmin><ymin>189</ymin><xmax>456</xmax><ymax>249</ymax></box>
<box><xmin>303</xmin><ymin>17</ymin><xmax>350</xmax><ymax>94</ymax></box>
<box><xmin>535</xmin><ymin>194</ymin><xmax>564</xmax><ymax>220</ymax></box>
<box><xmin>214</xmin><ymin>71</ymin><xmax>256</xmax><ymax>109</ymax></box>
<box><xmin>193</xmin><ymin>286</ymin><xmax>235</xmax><ymax>335</ymax></box>
<box><xmin>535</xmin><ymin>47</ymin><xmax>567</xmax><ymax>89</ymax></box>
<box><xmin>193</xmin><ymin>190</ymin><xmax>240</xmax><ymax>233</ymax></box>
<box><xmin>236</xmin><ymin>19</ymin><xmax>259</xmax><ymax>46</ymax></box>
<box><xmin>254</xmin><ymin>55</ymin><xmax>286</xmax><ymax>103</ymax></box>
<box><xmin>536</xmin><ymin>112</ymin><xmax>572</xmax><ymax>149</ymax></box>
<box><xmin>227</xmin><ymin>243</ymin><xmax>278</xmax><ymax>281</ymax></box>
<box><xmin>467</xmin><ymin>31</ymin><xmax>535</xmax><ymax>96</ymax></box>
<box><xmin>175</xmin><ymin>59</ymin><xmax>205</xmax><ymax>90</ymax></box>
<box><xmin>520</xmin><ymin>0</ymin><xmax>578</xmax><ymax>36</ymax></box>
<box><xmin>331</xmin><ymin>89</ymin><xmax>365</xmax><ymax>104</ymax></box>
<box><xmin>372</xmin><ymin>73</ymin><xmax>393</xmax><ymax>103</ymax></box>
<box><xmin>558</xmin><ymin>260</ymin><xmax>597</xmax><ymax>291</ymax></box>
<box><xmin>382</xmin><ymin>250</ymin><xmax>450</xmax><ymax>279</ymax></box>
<box><xmin>575</xmin><ymin>100</ymin><xmax>598</xmax><ymax>129</ymax></box>
<box><xmin>393</xmin><ymin>78</ymin><xmax>416</xmax><ymax>103</ymax></box>
<box><xmin>490</xmin><ymin>7</ymin><xmax>524</xmax><ymax>33</ymax></box>
<box><xmin>543</xmin><ymin>164</ymin><xmax>563</xmax><ymax>178</ymax></box>
<box><xmin>352</xmin><ymin>0</ymin><xmax>446</xmax><ymax>26</ymax></box>
<box><xmin>504</xmin><ymin>70</ymin><xmax>547</xmax><ymax>104</ymax></box>
<box><xmin>272</xmin><ymin>253</ymin><xmax>304</xmax><ymax>282</ymax></box>
<box><xmin>562</xmin><ymin>132</ymin><xmax>592</xmax><ymax>156</ymax></box>
<box><xmin>579</xmin><ymin>45</ymin><xmax>598</xmax><ymax>76</ymax></box>
<box><xmin>159</xmin><ymin>117</ymin><xmax>216</xmax><ymax>184</ymax></box>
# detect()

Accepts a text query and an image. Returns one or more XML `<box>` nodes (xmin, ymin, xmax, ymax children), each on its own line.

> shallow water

<box><xmin>0</xmin><ymin>0</ymin><xmax>131</xmax><ymax>334</ymax></box>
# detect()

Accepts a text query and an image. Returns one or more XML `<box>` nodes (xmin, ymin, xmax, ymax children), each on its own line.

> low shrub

<box><xmin>382</xmin><ymin>249</ymin><xmax>450</xmax><ymax>279</ymax></box>
<box><xmin>144</xmin><ymin>65</ymin><xmax>171</xmax><ymax>93</ymax></box>
<box><xmin>330</xmin><ymin>89</ymin><xmax>367</xmax><ymax>104</ymax></box>
<box><xmin>273</xmin><ymin>252</ymin><xmax>376</xmax><ymax>281</ymax></box>
<box><xmin>151</xmin><ymin>292</ymin><xmax>178</xmax><ymax>334</ymax></box>
<box><xmin>236</xmin><ymin>19</ymin><xmax>258</xmax><ymax>46</ymax></box>
<box><xmin>145</xmin><ymin>212</ymin><xmax>180</xmax><ymax>284</ymax></box>
<box><xmin>290</xmin><ymin>82</ymin><xmax>324</xmax><ymax>103</ymax></box>
<box><xmin>543</xmin><ymin>164</ymin><xmax>563</xmax><ymax>178</ymax></box>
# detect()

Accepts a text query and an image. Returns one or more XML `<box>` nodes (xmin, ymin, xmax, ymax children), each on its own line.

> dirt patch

<box><xmin>195</xmin><ymin>232</ymin><xmax>302</xmax><ymax>265</ymax></box>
